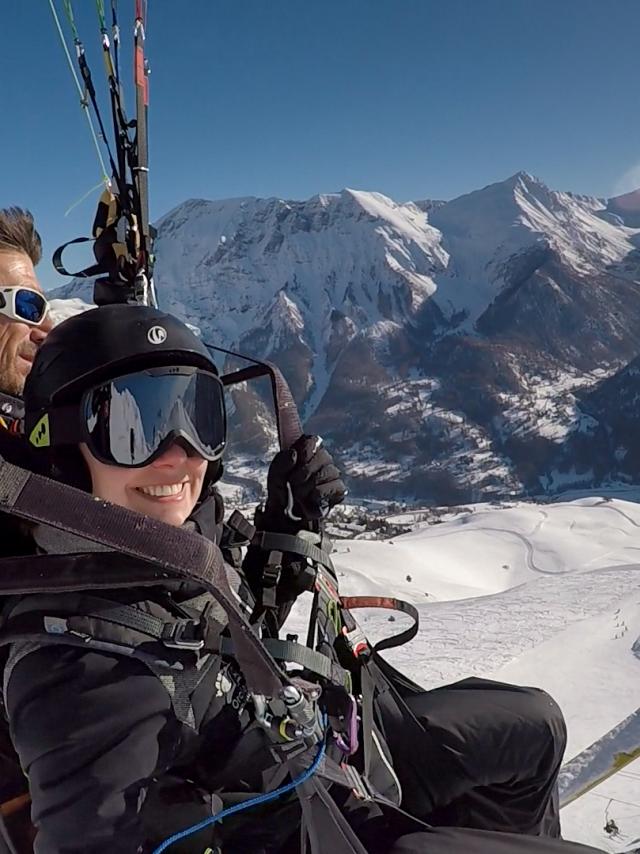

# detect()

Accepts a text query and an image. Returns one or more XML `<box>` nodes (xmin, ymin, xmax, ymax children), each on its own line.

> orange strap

<box><xmin>0</xmin><ymin>792</ymin><xmax>31</xmax><ymax>818</ymax></box>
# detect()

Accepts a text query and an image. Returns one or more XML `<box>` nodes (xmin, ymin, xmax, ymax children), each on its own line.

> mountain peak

<box><xmin>503</xmin><ymin>170</ymin><xmax>545</xmax><ymax>190</ymax></box>
<box><xmin>431</xmin><ymin>172</ymin><xmax>549</xmax><ymax>224</ymax></box>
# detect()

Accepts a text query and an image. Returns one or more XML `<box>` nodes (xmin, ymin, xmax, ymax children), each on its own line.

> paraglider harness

<box><xmin>0</xmin><ymin>391</ymin><xmax>428</xmax><ymax>854</ymax></box>
<box><xmin>0</xmin><ymin>5</ymin><xmax>432</xmax><ymax>851</ymax></box>
<box><xmin>0</xmin><ymin>396</ymin><xmax>23</xmax><ymax>436</ymax></box>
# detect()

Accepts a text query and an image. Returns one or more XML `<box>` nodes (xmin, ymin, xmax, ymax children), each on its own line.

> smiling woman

<box><xmin>22</xmin><ymin>303</ymin><xmax>225</xmax><ymax>519</ymax></box>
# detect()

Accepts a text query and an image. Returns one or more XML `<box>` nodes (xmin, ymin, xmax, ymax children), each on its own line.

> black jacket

<box><xmin>0</xmin><ymin>430</ymin><xmax>41</xmax><ymax>558</ymax></box>
<box><xmin>0</xmin><ymin>436</ymin><xmax>273</xmax><ymax>854</ymax></box>
<box><xmin>4</xmin><ymin>584</ymin><xmax>257</xmax><ymax>854</ymax></box>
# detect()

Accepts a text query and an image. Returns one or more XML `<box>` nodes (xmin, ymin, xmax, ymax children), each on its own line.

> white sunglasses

<box><xmin>0</xmin><ymin>287</ymin><xmax>49</xmax><ymax>327</ymax></box>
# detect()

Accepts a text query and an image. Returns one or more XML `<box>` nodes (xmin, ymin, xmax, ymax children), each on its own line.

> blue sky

<box><xmin>2</xmin><ymin>0</ymin><xmax>640</xmax><ymax>289</ymax></box>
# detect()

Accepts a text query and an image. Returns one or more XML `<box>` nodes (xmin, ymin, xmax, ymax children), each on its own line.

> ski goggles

<box><xmin>40</xmin><ymin>367</ymin><xmax>226</xmax><ymax>467</ymax></box>
<box><xmin>0</xmin><ymin>287</ymin><xmax>49</xmax><ymax>326</ymax></box>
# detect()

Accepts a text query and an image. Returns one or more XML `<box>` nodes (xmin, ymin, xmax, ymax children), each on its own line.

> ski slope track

<box><xmin>51</xmin><ymin>172</ymin><xmax>640</xmax><ymax>504</ymax></box>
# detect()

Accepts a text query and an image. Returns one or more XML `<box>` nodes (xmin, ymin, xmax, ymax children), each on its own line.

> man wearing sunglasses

<box><xmin>0</xmin><ymin>208</ymin><xmax>52</xmax><ymax>399</ymax></box>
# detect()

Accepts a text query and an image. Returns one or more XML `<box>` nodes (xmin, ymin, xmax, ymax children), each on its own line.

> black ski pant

<box><xmin>395</xmin><ymin>677</ymin><xmax>567</xmax><ymax>837</ymax></box>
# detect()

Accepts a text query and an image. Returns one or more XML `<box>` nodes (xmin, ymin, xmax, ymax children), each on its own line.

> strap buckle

<box><xmin>226</xmin><ymin>509</ymin><xmax>256</xmax><ymax>544</ymax></box>
<box><xmin>263</xmin><ymin>562</ymin><xmax>282</xmax><ymax>587</ymax></box>
<box><xmin>269</xmin><ymin>738</ymin><xmax>312</xmax><ymax>765</ymax></box>
<box><xmin>161</xmin><ymin>619</ymin><xmax>205</xmax><ymax>650</ymax></box>
<box><xmin>341</xmin><ymin>621</ymin><xmax>370</xmax><ymax>659</ymax></box>
<box><xmin>261</xmin><ymin>553</ymin><xmax>282</xmax><ymax>609</ymax></box>
<box><xmin>340</xmin><ymin>763</ymin><xmax>374</xmax><ymax>801</ymax></box>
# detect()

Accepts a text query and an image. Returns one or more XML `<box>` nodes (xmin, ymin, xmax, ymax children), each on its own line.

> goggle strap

<box><xmin>28</xmin><ymin>406</ymin><xmax>84</xmax><ymax>450</ymax></box>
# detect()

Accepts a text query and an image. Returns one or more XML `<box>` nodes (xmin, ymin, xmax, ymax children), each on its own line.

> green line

<box><xmin>48</xmin><ymin>0</ymin><xmax>110</xmax><ymax>188</ymax></box>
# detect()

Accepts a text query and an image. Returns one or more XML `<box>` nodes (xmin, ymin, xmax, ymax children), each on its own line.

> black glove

<box><xmin>261</xmin><ymin>434</ymin><xmax>346</xmax><ymax>533</ymax></box>
<box><xmin>244</xmin><ymin>436</ymin><xmax>345</xmax><ymax>634</ymax></box>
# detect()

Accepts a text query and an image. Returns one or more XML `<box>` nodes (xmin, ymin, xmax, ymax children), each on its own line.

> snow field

<box><xmin>287</xmin><ymin>497</ymin><xmax>640</xmax><ymax>851</ymax></box>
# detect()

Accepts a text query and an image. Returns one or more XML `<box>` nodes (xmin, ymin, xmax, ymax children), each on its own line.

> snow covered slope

<box><xmin>286</xmin><ymin>496</ymin><xmax>640</xmax><ymax>851</ymax></box>
<box><xmin>429</xmin><ymin>172</ymin><xmax>635</xmax><ymax>325</ymax></box>
<box><xmin>328</xmin><ymin>496</ymin><xmax>640</xmax><ymax>603</ymax></box>
<box><xmin>50</xmin><ymin>172</ymin><xmax>640</xmax><ymax>503</ymax></box>
<box><xmin>150</xmin><ymin>193</ymin><xmax>446</xmax><ymax>361</ymax></box>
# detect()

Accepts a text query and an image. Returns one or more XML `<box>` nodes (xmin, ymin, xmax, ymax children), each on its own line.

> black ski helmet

<box><xmin>24</xmin><ymin>304</ymin><xmax>224</xmax><ymax>490</ymax></box>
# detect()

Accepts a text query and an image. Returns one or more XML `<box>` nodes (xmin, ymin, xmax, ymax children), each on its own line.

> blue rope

<box><xmin>151</xmin><ymin>737</ymin><xmax>327</xmax><ymax>854</ymax></box>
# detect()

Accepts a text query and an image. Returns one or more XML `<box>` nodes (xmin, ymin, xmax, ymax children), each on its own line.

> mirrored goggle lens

<box><xmin>15</xmin><ymin>289</ymin><xmax>47</xmax><ymax>324</ymax></box>
<box><xmin>82</xmin><ymin>369</ymin><xmax>226</xmax><ymax>467</ymax></box>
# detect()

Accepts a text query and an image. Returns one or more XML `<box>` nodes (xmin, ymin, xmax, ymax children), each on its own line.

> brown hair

<box><xmin>0</xmin><ymin>207</ymin><xmax>42</xmax><ymax>266</ymax></box>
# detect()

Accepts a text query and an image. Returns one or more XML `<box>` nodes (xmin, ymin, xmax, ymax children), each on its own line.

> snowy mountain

<box><xmin>51</xmin><ymin>173</ymin><xmax>640</xmax><ymax>503</ymax></box>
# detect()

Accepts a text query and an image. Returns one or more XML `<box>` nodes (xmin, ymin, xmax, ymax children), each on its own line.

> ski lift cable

<box><xmin>590</xmin><ymin>792</ymin><xmax>640</xmax><ymax>810</ymax></box>
<box><xmin>47</xmin><ymin>0</ymin><xmax>111</xmax><ymax>189</ymax></box>
<box><xmin>618</xmin><ymin>771</ymin><xmax>640</xmax><ymax>782</ymax></box>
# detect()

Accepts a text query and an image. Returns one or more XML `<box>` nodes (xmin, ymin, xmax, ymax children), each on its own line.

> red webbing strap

<box><xmin>0</xmin><ymin>458</ymin><xmax>284</xmax><ymax>696</ymax></box>
<box><xmin>340</xmin><ymin>596</ymin><xmax>420</xmax><ymax>654</ymax></box>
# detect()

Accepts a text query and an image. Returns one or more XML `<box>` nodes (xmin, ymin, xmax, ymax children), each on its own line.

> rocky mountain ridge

<box><xmin>52</xmin><ymin>172</ymin><xmax>640</xmax><ymax>502</ymax></box>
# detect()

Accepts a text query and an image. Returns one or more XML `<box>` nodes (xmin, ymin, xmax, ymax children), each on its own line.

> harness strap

<box><xmin>255</xmin><ymin>531</ymin><xmax>335</xmax><ymax>573</ymax></box>
<box><xmin>0</xmin><ymin>457</ymin><xmax>284</xmax><ymax>697</ymax></box>
<box><xmin>248</xmin><ymin>528</ymin><xmax>334</xmax><ymax>638</ymax></box>
<box><xmin>259</xmin><ymin>551</ymin><xmax>282</xmax><ymax>611</ymax></box>
<box><xmin>294</xmin><ymin>749</ymin><xmax>430</xmax><ymax>853</ymax></box>
<box><xmin>0</xmin><ymin>552</ymin><xmax>170</xmax><ymax>596</ymax></box>
<box><xmin>340</xmin><ymin>596</ymin><xmax>419</xmax><ymax>654</ymax></box>
<box><xmin>219</xmin><ymin>636</ymin><xmax>351</xmax><ymax>689</ymax></box>
<box><xmin>3</xmin><ymin>602</ymin><xmax>214</xmax><ymax>654</ymax></box>
<box><xmin>314</xmin><ymin>754</ymin><xmax>372</xmax><ymax>801</ymax></box>
<box><xmin>226</xmin><ymin>509</ymin><xmax>256</xmax><ymax>543</ymax></box>
<box><xmin>296</xmin><ymin>773</ymin><xmax>369</xmax><ymax>854</ymax></box>
<box><xmin>309</xmin><ymin>564</ymin><xmax>346</xmax><ymax>676</ymax></box>
<box><xmin>0</xmin><ymin>395</ymin><xmax>23</xmax><ymax>431</ymax></box>
<box><xmin>360</xmin><ymin>664</ymin><xmax>402</xmax><ymax>805</ymax></box>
